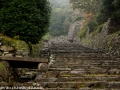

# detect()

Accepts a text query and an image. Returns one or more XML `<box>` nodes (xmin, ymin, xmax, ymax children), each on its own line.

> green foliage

<box><xmin>95</xmin><ymin>24</ymin><xmax>104</xmax><ymax>33</ymax></box>
<box><xmin>87</xmin><ymin>21</ymin><xmax>97</xmax><ymax>33</ymax></box>
<box><xmin>97</xmin><ymin>0</ymin><xmax>120</xmax><ymax>24</ymax></box>
<box><xmin>42</xmin><ymin>33</ymin><xmax>51</xmax><ymax>40</ymax></box>
<box><xmin>49</xmin><ymin>0</ymin><xmax>72</xmax><ymax>36</ymax></box>
<box><xmin>89</xmin><ymin>24</ymin><xmax>104</xmax><ymax>37</ymax></box>
<box><xmin>78</xmin><ymin>26</ymin><xmax>87</xmax><ymax>38</ymax></box>
<box><xmin>79</xmin><ymin>22</ymin><xmax>103</xmax><ymax>39</ymax></box>
<box><xmin>113</xmin><ymin>9</ymin><xmax>120</xmax><ymax>18</ymax></box>
<box><xmin>0</xmin><ymin>0</ymin><xmax>51</xmax><ymax>44</ymax></box>
<box><xmin>115</xmin><ymin>30</ymin><xmax>120</xmax><ymax>36</ymax></box>
<box><xmin>0</xmin><ymin>33</ymin><xmax>29</xmax><ymax>52</ymax></box>
<box><xmin>31</xmin><ymin>41</ymin><xmax>43</xmax><ymax>58</ymax></box>
<box><xmin>49</xmin><ymin>9</ymin><xmax>67</xmax><ymax>36</ymax></box>
<box><xmin>112</xmin><ymin>0</ymin><xmax>120</xmax><ymax>8</ymax></box>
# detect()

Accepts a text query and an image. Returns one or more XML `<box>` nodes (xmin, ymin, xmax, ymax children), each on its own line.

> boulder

<box><xmin>38</xmin><ymin>63</ymin><xmax>48</xmax><ymax>71</ymax></box>
<box><xmin>35</xmin><ymin>72</ymin><xmax>45</xmax><ymax>82</ymax></box>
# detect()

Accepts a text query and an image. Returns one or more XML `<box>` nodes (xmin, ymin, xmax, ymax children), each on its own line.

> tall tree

<box><xmin>0</xmin><ymin>0</ymin><xmax>51</xmax><ymax>44</ymax></box>
<box><xmin>96</xmin><ymin>0</ymin><xmax>120</xmax><ymax>24</ymax></box>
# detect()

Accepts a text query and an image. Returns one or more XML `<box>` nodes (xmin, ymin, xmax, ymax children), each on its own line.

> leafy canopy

<box><xmin>0</xmin><ymin>0</ymin><xmax>51</xmax><ymax>44</ymax></box>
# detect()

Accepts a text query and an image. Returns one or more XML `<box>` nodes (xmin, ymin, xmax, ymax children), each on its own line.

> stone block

<box><xmin>0</xmin><ymin>45</ymin><xmax>14</xmax><ymax>52</ymax></box>
<box><xmin>4</xmin><ymin>53</ymin><xmax>14</xmax><ymax>57</ymax></box>
<box><xmin>47</xmin><ymin>82</ymin><xmax>58</xmax><ymax>88</ymax></box>
<box><xmin>47</xmin><ymin>71</ymin><xmax>60</xmax><ymax>78</ymax></box>
<box><xmin>38</xmin><ymin>63</ymin><xmax>48</xmax><ymax>71</ymax></box>
<box><xmin>57</xmin><ymin>77</ymin><xmax>69</xmax><ymax>82</ymax></box>
<box><xmin>59</xmin><ymin>82</ymin><xmax>76</xmax><ymax>88</ymax></box>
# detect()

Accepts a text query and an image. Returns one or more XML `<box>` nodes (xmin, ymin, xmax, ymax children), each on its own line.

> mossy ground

<box><xmin>0</xmin><ymin>33</ymin><xmax>29</xmax><ymax>52</ymax></box>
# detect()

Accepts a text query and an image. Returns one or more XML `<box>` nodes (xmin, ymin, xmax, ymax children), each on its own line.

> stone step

<box><xmin>55</xmin><ymin>57</ymin><xmax>114</xmax><ymax>60</ymax></box>
<box><xmin>49</xmin><ymin>68</ymin><xmax>71</xmax><ymax>71</ymax></box>
<box><xmin>60</xmin><ymin>74</ymin><xmax>120</xmax><ymax>78</ymax></box>
<box><xmin>45</xmin><ymin>88</ymin><xmax>75</xmax><ymax>90</ymax></box>
<box><xmin>51</xmin><ymin>46</ymin><xmax>98</xmax><ymax>49</ymax></box>
<box><xmin>36</xmin><ymin>81</ymin><xmax>120</xmax><ymax>88</ymax></box>
<box><xmin>51</xmin><ymin>48</ymin><xmax>93</xmax><ymax>53</ymax></box>
<box><xmin>54</xmin><ymin>52</ymin><xmax>108</xmax><ymax>55</ymax></box>
<box><xmin>35</xmin><ymin>76</ymin><xmax>120</xmax><ymax>83</ymax></box>
<box><xmin>71</xmin><ymin>64</ymin><xmax>120</xmax><ymax>68</ymax></box>
<box><xmin>51</xmin><ymin>50</ymin><xmax>103</xmax><ymax>53</ymax></box>
<box><xmin>54</xmin><ymin>61</ymin><xmax>120</xmax><ymax>65</ymax></box>
<box><xmin>53</xmin><ymin>65</ymin><xmax>120</xmax><ymax>70</ymax></box>
<box><xmin>69</xmin><ymin>76</ymin><xmax>120</xmax><ymax>82</ymax></box>
<box><xmin>45</xmin><ymin>88</ymin><xmax>120</xmax><ymax>90</ymax></box>
<box><xmin>53</xmin><ymin>53</ymin><xmax>104</xmax><ymax>56</ymax></box>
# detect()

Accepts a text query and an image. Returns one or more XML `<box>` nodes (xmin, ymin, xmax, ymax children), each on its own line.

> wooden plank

<box><xmin>0</xmin><ymin>56</ymin><xmax>48</xmax><ymax>63</ymax></box>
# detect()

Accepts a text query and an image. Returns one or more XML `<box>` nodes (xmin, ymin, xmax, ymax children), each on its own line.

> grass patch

<box><xmin>114</xmin><ymin>30</ymin><xmax>120</xmax><ymax>35</ymax></box>
<box><xmin>78</xmin><ymin>26</ymin><xmax>88</xmax><ymax>38</ymax></box>
<box><xmin>89</xmin><ymin>24</ymin><xmax>104</xmax><ymax>37</ymax></box>
<box><xmin>63</xmin><ymin>74</ymin><xmax>69</xmax><ymax>77</ymax></box>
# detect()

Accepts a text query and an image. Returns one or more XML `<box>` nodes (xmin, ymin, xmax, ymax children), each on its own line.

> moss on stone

<box><xmin>0</xmin><ymin>33</ymin><xmax>29</xmax><ymax>52</ymax></box>
<box><xmin>0</xmin><ymin>63</ymin><xmax>5</xmax><ymax>70</ymax></box>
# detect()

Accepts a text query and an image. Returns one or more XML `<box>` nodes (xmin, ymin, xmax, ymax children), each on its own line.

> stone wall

<box><xmin>0</xmin><ymin>36</ymin><xmax>29</xmax><ymax>57</ymax></box>
<box><xmin>0</xmin><ymin>35</ymin><xmax>30</xmax><ymax>84</ymax></box>
<box><xmin>66</xmin><ymin>8</ymin><xmax>84</xmax><ymax>43</ymax></box>
<box><xmin>79</xmin><ymin>18</ymin><xmax>120</xmax><ymax>56</ymax></box>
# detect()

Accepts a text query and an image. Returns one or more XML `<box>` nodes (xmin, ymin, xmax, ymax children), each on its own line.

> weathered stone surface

<box><xmin>0</xmin><ymin>45</ymin><xmax>14</xmax><ymax>52</ymax></box>
<box><xmin>47</xmin><ymin>82</ymin><xmax>58</xmax><ymax>88</ymax></box>
<box><xmin>108</xmin><ymin>82</ymin><xmax>120</xmax><ymax>88</ymax></box>
<box><xmin>48</xmin><ymin>78</ymin><xmax>57</xmax><ymax>82</ymax></box>
<box><xmin>4</xmin><ymin>53</ymin><xmax>14</xmax><ymax>57</ymax></box>
<box><xmin>35</xmin><ymin>72</ymin><xmax>45</xmax><ymax>82</ymax></box>
<box><xmin>108</xmin><ymin>69</ymin><xmax>120</xmax><ymax>75</ymax></box>
<box><xmin>48</xmin><ymin>60</ymin><xmax>56</xmax><ymax>68</ymax></box>
<box><xmin>49</xmin><ymin>68</ymin><xmax>71</xmax><ymax>71</ymax></box>
<box><xmin>88</xmin><ymin>67</ymin><xmax>107</xmax><ymax>74</ymax></box>
<box><xmin>23</xmin><ymin>82</ymin><xmax>33</xmax><ymax>87</ymax></box>
<box><xmin>39</xmin><ymin>41</ymin><xmax>120</xmax><ymax>90</ymax></box>
<box><xmin>38</xmin><ymin>63</ymin><xmax>48</xmax><ymax>71</ymax></box>
<box><xmin>57</xmin><ymin>77</ymin><xmax>69</xmax><ymax>82</ymax></box>
<box><xmin>59</xmin><ymin>82</ymin><xmax>76</xmax><ymax>88</ymax></box>
<box><xmin>47</xmin><ymin>71</ymin><xmax>60</xmax><ymax>78</ymax></box>
<box><xmin>15</xmin><ymin>55</ymin><xmax>22</xmax><ymax>57</ymax></box>
<box><xmin>70</xmin><ymin>70</ymin><xmax>87</xmax><ymax>76</ymax></box>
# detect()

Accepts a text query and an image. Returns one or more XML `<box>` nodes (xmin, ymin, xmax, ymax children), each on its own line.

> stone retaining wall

<box><xmin>79</xmin><ymin>18</ymin><xmax>120</xmax><ymax>56</ymax></box>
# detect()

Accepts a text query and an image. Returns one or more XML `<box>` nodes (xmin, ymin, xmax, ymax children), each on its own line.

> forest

<box><xmin>69</xmin><ymin>0</ymin><xmax>120</xmax><ymax>34</ymax></box>
<box><xmin>49</xmin><ymin>0</ymin><xmax>72</xmax><ymax>36</ymax></box>
<box><xmin>0</xmin><ymin>0</ymin><xmax>120</xmax><ymax>53</ymax></box>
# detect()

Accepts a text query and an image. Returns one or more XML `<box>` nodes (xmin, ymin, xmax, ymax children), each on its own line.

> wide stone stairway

<box><xmin>39</xmin><ymin>42</ymin><xmax>120</xmax><ymax>90</ymax></box>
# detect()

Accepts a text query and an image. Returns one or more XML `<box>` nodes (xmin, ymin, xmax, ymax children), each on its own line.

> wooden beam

<box><xmin>0</xmin><ymin>56</ymin><xmax>48</xmax><ymax>63</ymax></box>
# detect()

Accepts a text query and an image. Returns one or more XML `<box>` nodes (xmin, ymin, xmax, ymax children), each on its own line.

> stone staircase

<box><xmin>37</xmin><ymin>42</ymin><xmax>120</xmax><ymax>90</ymax></box>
